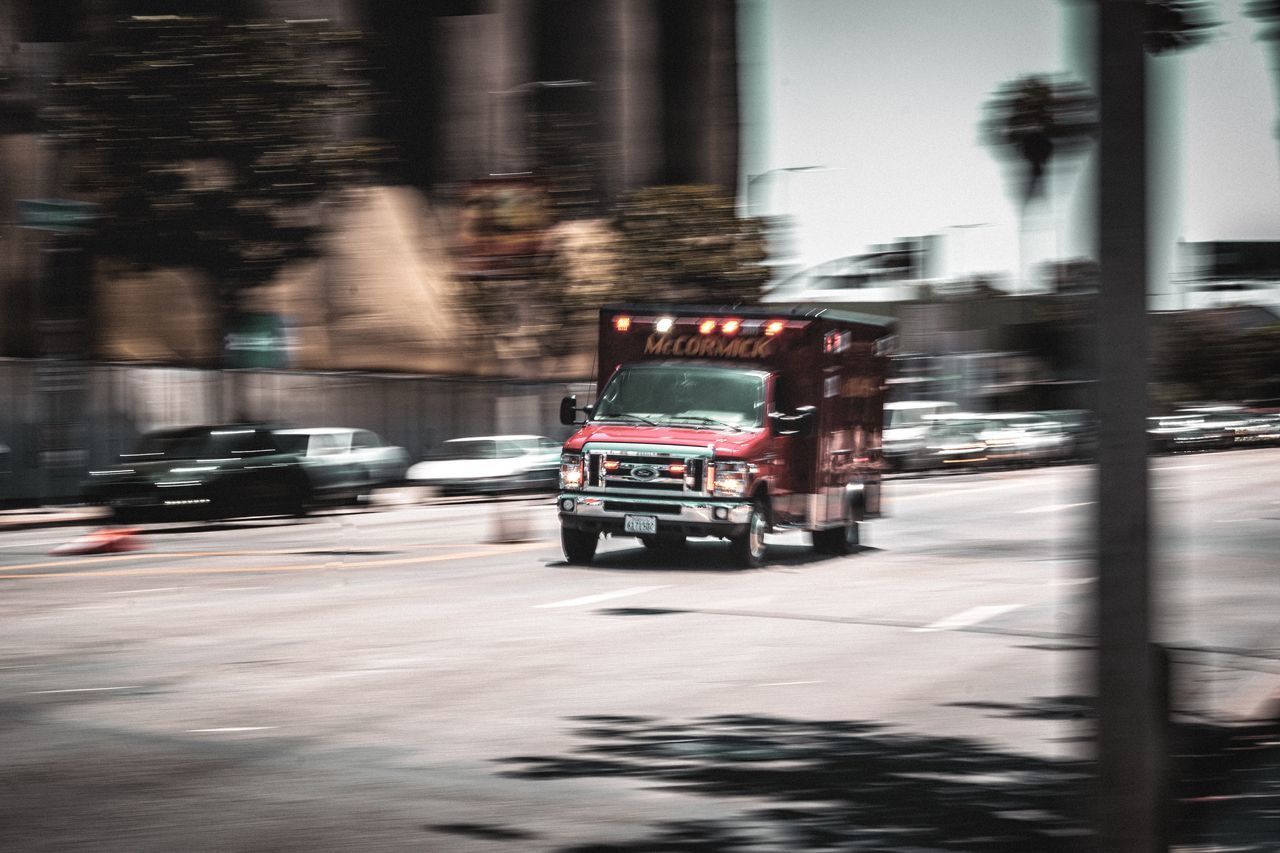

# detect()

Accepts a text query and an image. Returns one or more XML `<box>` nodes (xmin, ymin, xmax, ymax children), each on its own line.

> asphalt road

<box><xmin>1</xmin><ymin>448</ymin><xmax>1277</xmax><ymax>851</ymax></box>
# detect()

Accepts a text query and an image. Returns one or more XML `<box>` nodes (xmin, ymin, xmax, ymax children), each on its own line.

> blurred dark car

<box><xmin>82</xmin><ymin>424</ymin><xmax>405</xmax><ymax>520</ymax></box>
<box><xmin>1226</xmin><ymin>412</ymin><xmax>1280</xmax><ymax>448</ymax></box>
<box><xmin>1147</xmin><ymin>409</ymin><xmax>1239</xmax><ymax>453</ymax></box>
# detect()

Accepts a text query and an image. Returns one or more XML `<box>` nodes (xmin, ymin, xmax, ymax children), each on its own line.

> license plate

<box><xmin>624</xmin><ymin>514</ymin><xmax>657</xmax><ymax>535</ymax></box>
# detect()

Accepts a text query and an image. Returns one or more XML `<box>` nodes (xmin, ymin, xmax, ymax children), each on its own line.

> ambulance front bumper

<box><xmin>557</xmin><ymin>493</ymin><xmax>754</xmax><ymax>538</ymax></box>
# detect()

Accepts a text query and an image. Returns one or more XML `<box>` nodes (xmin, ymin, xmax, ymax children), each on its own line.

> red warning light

<box><xmin>764</xmin><ymin>320</ymin><xmax>786</xmax><ymax>337</ymax></box>
<box><xmin>613</xmin><ymin>315</ymin><xmax>632</xmax><ymax>332</ymax></box>
<box><xmin>698</xmin><ymin>319</ymin><xmax>717</xmax><ymax>335</ymax></box>
<box><xmin>721</xmin><ymin>319</ymin><xmax>741</xmax><ymax>335</ymax></box>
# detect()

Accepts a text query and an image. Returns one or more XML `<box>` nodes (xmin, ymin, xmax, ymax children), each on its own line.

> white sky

<box><xmin>746</xmin><ymin>0</ymin><xmax>1280</xmax><ymax>286</ymax></box>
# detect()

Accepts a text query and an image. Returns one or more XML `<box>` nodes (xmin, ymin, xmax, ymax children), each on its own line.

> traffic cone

<box><xmin>50</xmin><ymin>527</ymin><xmax>145</xmax><ymax>556</ymax></box>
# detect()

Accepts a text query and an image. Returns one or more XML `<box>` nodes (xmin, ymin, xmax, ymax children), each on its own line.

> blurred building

<box><xmin>0</xmin><ymin>0</ymin><xmax>741</xmax><ymax>371</ymax></box>
<box><xmin>1173</xmin><ymin>240</ymin><xmax>1280</xmax><ymax>310</ymax></box>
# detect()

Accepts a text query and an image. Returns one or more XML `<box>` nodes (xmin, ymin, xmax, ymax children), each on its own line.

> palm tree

<box><xmin>981</xmin><ymin>74</ymin><xmax>1097</xmax><ymax>290</ymax></box>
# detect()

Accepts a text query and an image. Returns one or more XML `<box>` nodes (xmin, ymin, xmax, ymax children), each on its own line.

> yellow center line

<box><xmin>0</xmin><ymin>540</ymin><xmax>550</xmax><ymax>580</ymax></box>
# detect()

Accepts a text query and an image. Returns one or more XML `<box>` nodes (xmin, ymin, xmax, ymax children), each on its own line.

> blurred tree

<box><xmin>457</xmin><ymin>185</ymin><xmax>767</xmax><ymax>366</ymax></box>
<box><xmin>45</xmin><ymin>5</ymin><xmax>383</xmax><ymax>363</ymax></box>
<box><xmin>981</xmin><ymin>74</ymin><xmax>1097</xmax><ymax>211</ymax></box>
<box><xmin>1152</xmin><ymin>313</ymin><xmax>1280</xmax><ymax>405</ymax></box>
<box><xmin>614</xmin><ymin>185</ymin><xmax>768</xmax><ymax>305</ymax></box>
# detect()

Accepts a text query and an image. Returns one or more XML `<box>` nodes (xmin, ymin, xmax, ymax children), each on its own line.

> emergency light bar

<box><xmin>609</xmin><ymin>314</ymin><xmax>795</xmax><ymax>337</ymax></box>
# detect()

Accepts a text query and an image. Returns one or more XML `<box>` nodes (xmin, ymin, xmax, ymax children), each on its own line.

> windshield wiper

<box><xmin>595</xmin><ymin>413</ymin><xmax>660</xmax><ymax>426</ymax></box>
<box><xmin>665</xmin><ymin>415</ymin><xmax>743</xmax><ymax>432</ymax></box>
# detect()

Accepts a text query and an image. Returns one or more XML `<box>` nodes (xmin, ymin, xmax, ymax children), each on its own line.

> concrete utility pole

<box><xmin>1095</xmin><ymin>1</ymin><xmax>1164</xmax><ymax>850</ymax></box>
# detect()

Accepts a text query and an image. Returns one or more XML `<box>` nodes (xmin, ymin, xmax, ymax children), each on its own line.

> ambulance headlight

<box><xmin>559</xmin><ymin>454</ymin><xmax>585</xmax><ymax>490</ymax></box>
<box><xmin>710</xmin><ymin>460</ymin><xmax>751</xmax><ymax>497</ymax></box>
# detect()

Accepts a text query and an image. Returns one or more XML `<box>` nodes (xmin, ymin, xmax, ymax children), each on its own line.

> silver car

<box><xmin>273</xmin><ymin>428</ymin><xmax>410</xmax><ymax>502</ymax></box>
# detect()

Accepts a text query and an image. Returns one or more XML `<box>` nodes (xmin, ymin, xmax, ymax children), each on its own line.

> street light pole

<box><xmin>744</xmin><ymin>165</ymin><xmax>824</xmax><ymax>218</ymax></box>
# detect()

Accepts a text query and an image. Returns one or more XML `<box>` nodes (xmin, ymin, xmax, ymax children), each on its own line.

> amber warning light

<box><xmin>764</xmin><ymin>320</ymin><xmax>786</xmax><ymax>336</ymax></box>
<box><xmin>613</xmin><ymin>315</ymin><xmax>632</xmax><ymax>332</ymax></box>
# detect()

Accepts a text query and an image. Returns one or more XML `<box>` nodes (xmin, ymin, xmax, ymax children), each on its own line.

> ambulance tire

<box><xmin>813</xmin><ymin>498</ymin><xmax>861</xmax><ymax>556</ymax></box>
<box><xmin>561</xmin><ymin>526</ymin><xmax>599</xmax><ymax>564</ymax></box>
<box><xmin>729</xmin><ymin>502</ymin><xmax>768</xmax><ymax>569</ymax></box>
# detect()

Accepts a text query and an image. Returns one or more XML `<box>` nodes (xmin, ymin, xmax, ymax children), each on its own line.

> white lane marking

<box><xmin>535</xmin><ymin>585</ymin><xmax>670</xmax><ymax>609</ymax></box>
<box><xmin>29</xmin><ymin>685</ymin><xmax>140</xmax><ymax>694</ymax></box>
<box><xmin>107</xmin><ymin>587</ymin><xmax>182</xmax><ymax>595</ymax></box>
<box><xmin>756</xmin><ymin>680</ymin><xmax>824</xmax><ymax>687</ymax></box>
<box><xmin>186</xmin><ymin>727</ymin><xmax>276</xmax><ymax>733</ymax></box>
<box><xmin>1015</xmin><ymin>502</ymin><xmax>1094</xmax><ymax>514</ymax></box>
<box><xmin>1152</xmin><ymin>464</ymin><xmax>1210</xmax><ymax>471</ymax></box>
<box><xmin>914</xmin><ymin>604</ymin><xmax>1024</xmax><ymax>633</ymax></box>
<box><xmin>219</xmin><ymin>587</ymin><xmax>269</xmax><ymax>591</ymax></box>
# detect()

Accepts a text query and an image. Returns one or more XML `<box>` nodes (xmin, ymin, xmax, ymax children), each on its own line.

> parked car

<box><xmin>1148</xmin><ymin>405</ymin><xmax>1250</xmax><ymax>454</ymax></box>
<box><xmin>83</xmin><ymin>424</ymin><xmax>309</xmax><ymax>520</ymax></box>
<box><xmin>82</xmin><ymin>424</ymin><xmax>407</xmax><ymax>520</ymax></box>
<box><xmin>883</xmin><ymin>400</ymin><xmax>960</xmax><ymax>471</ymax></box>
<box><xmin>913</xmin><ymin>415</ymin><xmax>989</xmax><ymax>470</ymax></box>
<box><xmin>1035</xmin><ymin>409</ymin><xmax>1099</xmax><ymax>460</ymax></box>
<box><xmin>273</xmin><ymin>428</ymin><xmax>409</xmax><ymax>501</ymax></box>
<box><xmin>406</xmin><ymin>435</ymin><xmax>562</xmax><ymax>496</ymax></box>
<box><xmin>973</xmin><ymin>412</ymin><xmax>1073</xmax><ymax>466</ymax></box>
<box><xmin>1230</xmin><ymin>412</ymin><xmax>1280</xmax><ymax>448</ymax></box>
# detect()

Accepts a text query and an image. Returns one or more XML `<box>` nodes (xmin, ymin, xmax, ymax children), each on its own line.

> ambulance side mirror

<box><xmin>560</xmin><ymin>396</ymin><xmax>592</xmax><ymax>426</ymax></box>
<box><xmin>559</xmin><ymin>396</ymin><xmax>579</xmax><ymax>426</ymax></box>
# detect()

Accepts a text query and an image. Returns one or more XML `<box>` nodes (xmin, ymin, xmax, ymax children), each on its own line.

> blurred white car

<box><xmin>407</xmin><ymin>435</ymin><xmax>563</xmax><ymax>496</ymax></box>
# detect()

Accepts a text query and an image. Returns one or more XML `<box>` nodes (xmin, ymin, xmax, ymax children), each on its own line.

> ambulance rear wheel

<box><xmin>813</xmin><ymin>497</ymin><xmax>861</xmax><ymax>556</ymax></box>
<box><xmin>561</xmin><ymin>526</ymin><xmax>598</xmax><ymax>564</ymax></box>
<box><xmin>813</xmin><ymin>519</ymin><xmax>860</xmax><ymax>555</ymax></box>
<box><xmin>729</xmin><ymin>502</ymin><xmax>768</xmax><ymax>568</ymax></box>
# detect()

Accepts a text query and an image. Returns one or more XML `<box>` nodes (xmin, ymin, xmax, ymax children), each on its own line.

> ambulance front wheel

<box><xmin>561</xmin><ymin>525</ymin><xmax>599</xmax><ymax>564</ymax></box>
<box><xmin>729</xmin><ymin>502</ymin><xmax>768</xmax><ymax>568</ymax></box>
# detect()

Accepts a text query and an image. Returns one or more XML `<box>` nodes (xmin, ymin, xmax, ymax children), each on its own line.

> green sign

<box><xmin>17</xmin><ymin>199</ymin><xmax>100</xmax><ymax>233</ymax></box>
<box><xmin>225</xmin><ymin>312</ymin><xmax>291</xmax><ymax>369</ymax></box>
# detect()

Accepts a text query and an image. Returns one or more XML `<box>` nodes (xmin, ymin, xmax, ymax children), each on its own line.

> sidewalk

<box><xmin>0</xmin><ymin>504</ymin><xmax>108</xmax><ymax>532</ymax></box>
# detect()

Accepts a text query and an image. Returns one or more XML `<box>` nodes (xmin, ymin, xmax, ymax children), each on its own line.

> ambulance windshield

<box><xmin>594</xmin><ymin>364</ymin><xmax>767</xmax><ymax>429</ymax></box>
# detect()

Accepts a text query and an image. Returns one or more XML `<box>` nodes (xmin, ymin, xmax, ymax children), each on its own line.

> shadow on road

<box><xmin>496</xmin><ymin>697</ymin><xmax>1280</xmax><ymax>851</ymax></box>
<box><xmin>498</xmin><ymin>711</ymin><xmax>1094</xmax><ymax>851</ymax></box>
<box><xmin>548</xmin><ymin>541</ymin><xmax>880</xmax><ymax>573</ymax></box>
